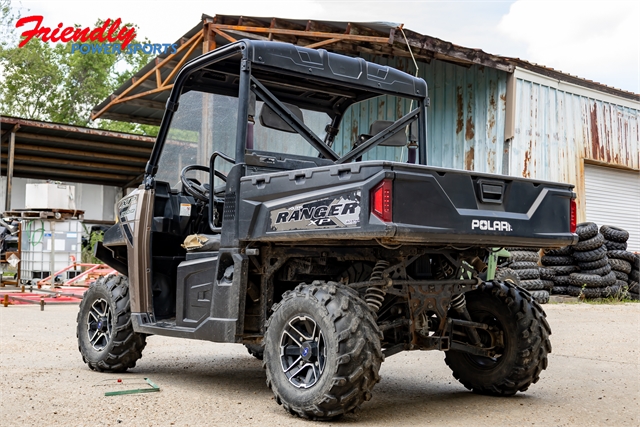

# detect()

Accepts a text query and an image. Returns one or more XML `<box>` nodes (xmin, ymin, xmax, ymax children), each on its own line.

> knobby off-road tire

<box><xmin>264</xmin><ymin>281</ymin><xmax>383</xmax><ymax>420</ymax></box>
<box><xmin>609</xmin><ymin>258</ymin><xmax>632</xmax><ymax>274</ymax></box>
<box><xmin>519</xmin><ymin>279</ymin><xmax>544</xmax><ymax>290</ymax></box>
<box><xmin>444</xmin><ymin>280</ymin><xmax>551</xmax><ymax>396</ymax></box>
<box><xmin>509</xmin><ymin>251</ymin><xmax>540</xmax><ymax>263</ymax></box>
<box><xmin>77</xmin><ymin>275</ymin><xmax>146</xmax><ymax>372</ymax></box>
<box><xmin>580</xmin><ymin>264</ymin><xmax>612</xmax><ymax>276</ymax></box>
<box><xmin>553</xmin><ymin>275</ymin><xmax>572</xmax><ymax>286</ymax></box>
<box><xmin>245</xmin><ymin>343</ymin><xmax>264</xmax><ymax>360</ymax></box>
<box><xmin>576</xmin><ymin>222</ymin><xmax>598</xmax><ymax>240</ymax></box>
<box><xmin>548</xmin><ymin>265</ymin><xmax>578</xmax><ymax>275</ymax></box>
<box><xmin>540</xmin><ymin>255</ymin><xmax>574</xmax><ymax>266</ymax></box>
<box><xmin>530</xmin><ymin>290</ymin><xmax>550</xmax><ymax>304</ymax></box>
<box><xmin>538</xmin><ymin>268</ymin><xmax>556</xmax><ymax>281</ymax></box>
<box><xmin>605</xmin><ymin>241</ymin><xmax>627</xmax><ymax>251</ymax></box>
<box><xmin>494</xmin><ymin>268</ymin><xmax>520</xmax><ymax>286</ymax></box>
<box><xmin>574</xmin><ymin>233</ymin><xmax>604</xmax><ymax>251</ymax></box>
<box><xmin>544</xmin><ymin>246</ymin><xmax>573</xmax><ymax>256</ymax></box>
<box><xmin>577</xmin><ymin>257</ymin><xmax>609</xmax><ymax>270</ymax></box>
<box><xmin>599</xmin><ymin>225</ymin><xmax>629</xmax><ymax>243</ymax></box>
<box><xmin>572</xmin><ymin>246</ymin><xmax>607</xmax><ymax>263</ymax></box>
<box><xmin>606</xmin><ymin>250</ymin><xmax>636</xmax><ymax>264</ymax></box>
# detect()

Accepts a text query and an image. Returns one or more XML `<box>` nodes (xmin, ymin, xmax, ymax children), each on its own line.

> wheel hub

<box><xmin>86</xmin><ymin>298</ymin><xmax>113</xmax><ymax>351</ymax></box>
<box><xmin>280</xmin><ymin>315</ymin><xmax>326</xmax><ymax>389</ymax></box>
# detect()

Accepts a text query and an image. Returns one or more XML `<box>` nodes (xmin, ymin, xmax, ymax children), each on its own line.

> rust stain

<box><xmin>465</xmin><ymin>85</ymin><xmax>475</xmax><ymax>141</ymax></box>
<box><xmin>589</xmin><ymin>102</ymin><xmax>603</xmax><ymax>161</ymax></box>
<box><xmin>465</xmin><ymin>146</ymin><xmax>475</xmax><ymax>170</ymax></box>
<box><xmin>487</xmin><ymin>149</ymin><xmax>496</xmax><ymax>173</ymax></box>
<box><xmin>351</xmin><ymin>119</ymin><xmax>359</xmax><ymax>146</ymax></box>
<box><xmin>499</xmin><ymin>93</ymin><xmax>506</xmax><ymax>103</ymax></box>
<box><xmin>465</xmin><ymin>115</ymin><xmax>475</xmax><ymax>140</ymax></box>
<box><xmin>523</xmin><ymin>140</ymin><xmax>533</xmax><ymax>178</ymax></box>
<box><xmin>456</xmin><ymin>86</ymin><xmax>463</xmax><ymax>134</ymax></box>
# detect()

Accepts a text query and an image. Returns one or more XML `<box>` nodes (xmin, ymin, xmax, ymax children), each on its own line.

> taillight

<box><xmin>371</xmin><ymin>179</ymin><xmax>392</xmax><ymax>222</ymax></box>
<box><xmin>570</xmin><ymin>199</ymin><xmax>577</xmax><ymax>233</ymax></box>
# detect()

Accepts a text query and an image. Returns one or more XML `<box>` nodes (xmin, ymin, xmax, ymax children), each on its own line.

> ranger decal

<box><xmin>269</xmin><ymin>191</ymin><xmax>361</xmax><ymax>232</ymax></box>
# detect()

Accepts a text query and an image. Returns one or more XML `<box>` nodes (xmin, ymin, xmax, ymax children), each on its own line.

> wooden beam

<box><xmin>211</xmin><ymin>28</ymin><xmax>237</xmax><ymax>44</ymax></box>
<box><xmin>91</xmin><ymin>29</ymin><xmax>204</xmax><ymax>121</ymax></box>
<box><xmin>8</xmin><ymin>164</ymin><xmax>134</xmax><ymax>182</ymax></box>
<box><xmin>16</xmin><ymin>132</ymin><xmax>153</xmax><ymax>154</ymax></box>
<box><xmin>98</xmin><ymin>112</ymin><xmax>162</xmax><ymax>127</ymax></box>
<box><xmin>1</xmin><ymin>153</ymin><xmax>143</xmax><ymax>173</ymax></box>
<box><xmin>304</xmin><ymin>38</ymin><xmax>340</xmax><ymax>49</ymax></box>
<box><xmin>393</xmin><ymin>30</ymin><xmax>514</xmax><ymax>73</ymax></box>
<box><xmin>111</xmin><ymin>97</ymin><xmax>167</xmax><ymax>111</ymax></box>
<box><xmin>0</xmin><ymin>124</ymin><xmax>20</xmax><ymax>144</ymax></box>
<box><xmin>0</xmin><ymin>118</ymin><xmax>154</xmax><ymax>142</ymax></box>
<box><xmin>15</xmin><ymin>143</ymin><xmax>147</xmax><ymax>164</ymax></box>
<box><xmin>211</xmin><ymin>24</ymin><xmax>390</xmax><ymax>44</ymax></box>
<box><xmin>113</xmin><ymin>84</ymin><xmax>173</xmax><ymax>105</ymax></box>
<box><xmin>162</xmin><ymin>33</ymin><xmax>203</xmax><ymax>87</ymax></box>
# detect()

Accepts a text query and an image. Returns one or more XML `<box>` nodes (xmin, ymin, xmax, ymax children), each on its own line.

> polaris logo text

<box><xmin>471</xmin><ymin>219</ymin><xmax>513</xmax><ymax>232</ymax></box>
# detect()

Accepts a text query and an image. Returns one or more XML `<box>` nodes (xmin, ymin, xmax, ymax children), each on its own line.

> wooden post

<box><xmin>5</xmin><ymin>131</ymin><xmax>16</xmax><ymax>211</ymax></box>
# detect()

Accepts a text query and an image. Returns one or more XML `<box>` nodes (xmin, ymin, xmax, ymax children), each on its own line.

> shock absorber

<box><xmin>450</xmin><ymin>293</ymin><xmax>466</xmax><ymax>312</ymax></box>
<box><xmin>450</xmin><ymin>293</ymin><xmax>482</xmax><ymax>346</ymax></box>
<box><xmin>365</xmin><ymin>260</ymin><xmax>389</xmax><ymax>312</ymax></box>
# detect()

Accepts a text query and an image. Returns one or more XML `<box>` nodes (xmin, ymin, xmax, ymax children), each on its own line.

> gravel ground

<box><xmin>1</xmin><ymin>302</ymin><xmax>638</xmax><ymax>426</ymax></box>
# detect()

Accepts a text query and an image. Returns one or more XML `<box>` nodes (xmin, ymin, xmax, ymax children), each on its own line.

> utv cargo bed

<box><xmin>239</xmin><ymin>160</ymin><xmax>577</xmax><ymax>248</ymax></box>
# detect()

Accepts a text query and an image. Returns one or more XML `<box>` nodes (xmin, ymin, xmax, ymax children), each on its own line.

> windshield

<box><xmin>156</xmin><ymin>90</ymin><xmax>330</xmax><ymax>188</ymax></box>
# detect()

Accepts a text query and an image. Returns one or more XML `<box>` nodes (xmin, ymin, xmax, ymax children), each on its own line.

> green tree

<box><xmin>0</xmin><ymin>3</ymin><xmax>158</xmax><ymax>136</ymax></box>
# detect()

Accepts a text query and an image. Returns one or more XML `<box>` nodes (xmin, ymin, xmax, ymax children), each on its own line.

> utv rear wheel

<box><xmin>77</xmin><ymin>275</ymin><xmax>146</xmax><ymax>372</ymax></box>
<box><xmin>264</xmin><ymin>281</ymin><xmax>382</xmax><ymax>420</ymax></box>
<box><xmin>445</xmin><ymin>280</ymin><xmax>551</xmax><ymax>395</ymax></box>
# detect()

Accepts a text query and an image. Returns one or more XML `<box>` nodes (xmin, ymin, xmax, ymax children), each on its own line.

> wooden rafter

<box><xmin>91</xmin><ymin>29</ymin><xmax>204</xmax><ymax>121</ymax></box>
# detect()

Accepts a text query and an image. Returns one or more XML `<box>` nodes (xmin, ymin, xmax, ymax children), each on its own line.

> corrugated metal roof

<box><xmin>1</xmin><ymin>116</ymin><xmax>155</xmax><ymax>187</ymax></box>
<box><xmin>91</xmin><ymin>14</ymin><xmax>638</xmax><ymax>127</ymax></box>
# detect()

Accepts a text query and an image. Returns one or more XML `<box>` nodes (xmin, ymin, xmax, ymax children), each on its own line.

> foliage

<box><xmin>0</xmin><ymin>2</ymin><xmax>158</xmax><ymax>136</ymax></box>
<box><xmin>81</xmin><ymin>228</ymin><xmax>104</xmax><ymax>265</ymax></box>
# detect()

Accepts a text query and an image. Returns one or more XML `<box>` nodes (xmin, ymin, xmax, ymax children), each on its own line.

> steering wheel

<box><xmin>180</xmin><ymin>165</ymin><xmax>210</xmax><ymax>202</ymax></box>
<box><xmin>180</xmin><ymin>165</ymin><xmax>229</xmax><ymax>202</ymax></box>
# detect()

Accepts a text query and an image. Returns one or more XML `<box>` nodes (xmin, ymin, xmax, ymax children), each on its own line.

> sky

<box><xmin>6</xmin><ymin>0</ymin><xmax>640</xmax><ymax>94</ymax></box>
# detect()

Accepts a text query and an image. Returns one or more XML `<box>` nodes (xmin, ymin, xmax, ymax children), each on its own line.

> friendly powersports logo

<box><xmin>15</xmin><ymin>15</ymin><xmax>177</xmax><ymax>55</ymax></box>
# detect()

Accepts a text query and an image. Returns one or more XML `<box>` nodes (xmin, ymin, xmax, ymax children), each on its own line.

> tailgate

<box><xmin>391</xmin><ymin>164</ymin><xmax>577</xmax><ymax>248</ymax></box>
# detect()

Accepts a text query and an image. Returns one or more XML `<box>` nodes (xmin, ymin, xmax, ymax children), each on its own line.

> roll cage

<box><xmin>144</xmin><ymin>39</ymin><xmax>429</xmax><ymax>189</ymax></box>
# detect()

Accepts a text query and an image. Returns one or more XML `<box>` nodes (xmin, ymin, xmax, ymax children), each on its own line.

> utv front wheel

<box><xmin>77</xmin><ymin>275</ymin><xmax>146</xmax><ymax>372</ymax></box>
<box><xmin>264</xmin><ymin>281</ymin><xmax>383</xmax><ymax>420</ymax></box>
<box><xmin>445</xmin><ymin>280</ymin><xmax>551</xmax><ymax>395</ymax></box>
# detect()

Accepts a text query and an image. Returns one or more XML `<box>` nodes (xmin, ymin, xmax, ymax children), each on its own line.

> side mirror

<box><xmin>370</xmin><ymin>120</ymin><xmax>407</xmax><ymax>147</ymax></box>
<box><xmin>259</xmin><ymin>103</ymin><xmax>304</xmax><ymax>133</ymax></box>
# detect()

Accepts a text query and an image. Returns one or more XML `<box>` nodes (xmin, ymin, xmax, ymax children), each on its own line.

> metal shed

<box><xmin>1</xmin><ymin>116</ymin><xmax>154</xmax><ymax>216</ymax></box>
<box><xmin>90</xmin><ymin>14</ymin><xmax>640</xmax><ymax>248</ymax></box>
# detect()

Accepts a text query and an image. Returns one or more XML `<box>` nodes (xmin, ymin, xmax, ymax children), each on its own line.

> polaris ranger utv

<box><xmin>78</xmin><ymin>40</ymin><xmax>577</xmax><ymax>419</ymax></box>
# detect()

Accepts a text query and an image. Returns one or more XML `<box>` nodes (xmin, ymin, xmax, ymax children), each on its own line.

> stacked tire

<box><xmin>541</xmin><ymin>246</ymin><xmax>575</xmax><ymax>296</ymax></box>
<box><xmin>566</xmin><ymin>222</ymin><xmax>617</xmax><ymax>298</ymax></box>
<box><xmin>600</xmin><ymin>225</ymin><xmax>638</xmax><ymax>300</ymax></box>
<box><xmin>506</xmin><ymin>247</ymin><xmax>549</xmax><ymax>304</ymax></box>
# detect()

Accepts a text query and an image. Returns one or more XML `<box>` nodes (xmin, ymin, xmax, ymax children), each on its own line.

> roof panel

<box><xmin>1</xmin><ymin>116</ymin><xmax>155</xmax><ymax>187</ymax></box>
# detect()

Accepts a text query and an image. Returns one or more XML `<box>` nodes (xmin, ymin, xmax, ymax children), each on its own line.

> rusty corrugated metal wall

<box><xmin>511</xmin><ymin>77</ymin><xmax>640</xmax><ymax>219</ymax></box>
<box><xmin>332</xmin><ymin>56</ymin><xmax>509</xmax><ymax>173</ymax></box>
<box><xmin>511</xmin><ymin>79</ymin><xmax>640</xmax><ymax>179</ymax></box>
